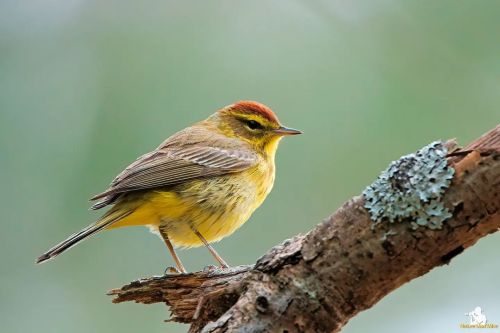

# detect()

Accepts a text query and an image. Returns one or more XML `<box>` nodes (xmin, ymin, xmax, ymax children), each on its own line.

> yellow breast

<box><xmin>161</xmin><ymin>158</ymin><xmax>275</xmax><ymax>247</ymax></box>
<box><xmin>107</xmin><ymin>138</ymin><xmax>280</xmax><ymax>248</ymax></box>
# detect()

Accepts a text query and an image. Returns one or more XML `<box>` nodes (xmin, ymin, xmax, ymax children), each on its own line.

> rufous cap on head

<box><xmin>227</xmin><ymin>100</ymin><xmax>280</xmax><ymax>124</ymax></box>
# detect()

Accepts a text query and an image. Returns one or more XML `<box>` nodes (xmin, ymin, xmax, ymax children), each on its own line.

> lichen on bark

<box><xmin>363</xmin><ymin>141</ymin><xmax>455</xmax><ymax>229</ymax></box>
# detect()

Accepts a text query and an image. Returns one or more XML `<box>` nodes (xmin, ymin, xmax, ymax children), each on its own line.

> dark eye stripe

<box><xmin>245</xmin><ymin>120</ymin><xmax>264</xmax><ymax>130</ymax></box>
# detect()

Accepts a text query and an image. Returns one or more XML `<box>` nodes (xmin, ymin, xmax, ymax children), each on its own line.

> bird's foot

<box><xmin>203</xmin><ymin>264</ymin><xmax>231</xmax><ymax>272</ymax></box>
<box><xmin>164</xmin><ymin>266</ymin><xmax>182</xmax><ymax>275</ymax></box>
<box><xmin>203</xmin><ymin>265</ymin><xmax>218</xmax><ymax>272</ymax></box>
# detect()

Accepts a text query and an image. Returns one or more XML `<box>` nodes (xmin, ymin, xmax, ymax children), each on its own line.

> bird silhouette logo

<box><xmin>465</xmin><ymin>307</ymin><xmax>487</xmax><ymax>325</ymax></box>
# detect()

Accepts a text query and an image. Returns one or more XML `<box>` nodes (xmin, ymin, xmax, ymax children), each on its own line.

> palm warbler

<box><xmin>36</xmin><ymin>101</ymin><xmax>301</xmax><ymax>272</ymax></box>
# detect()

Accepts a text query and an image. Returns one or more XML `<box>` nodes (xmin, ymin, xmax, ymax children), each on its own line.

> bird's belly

<box><xmin>157</xmin><ymin>172</ymin><xmax>272</xmax><ymax>248</ymax></box>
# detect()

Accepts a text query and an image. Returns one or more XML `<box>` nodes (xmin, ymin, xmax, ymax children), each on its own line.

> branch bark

<box><xmin>109</xmin><ymin>125</ymin><xmax>500</xmax><ymax>333</ymax></box>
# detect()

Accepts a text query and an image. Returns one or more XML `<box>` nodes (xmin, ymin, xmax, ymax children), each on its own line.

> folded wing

<box><xmin>90</xmin><ymin>128</ymin><xmax>258</xmax><ymax>209</ymax></box>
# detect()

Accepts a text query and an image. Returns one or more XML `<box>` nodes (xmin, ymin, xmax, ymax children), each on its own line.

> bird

<box><xmin>36</xmin><ymin>101</ymin><xmax>301</xmax><ymax>273</ymax></box>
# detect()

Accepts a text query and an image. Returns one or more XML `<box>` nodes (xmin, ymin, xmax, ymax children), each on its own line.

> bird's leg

<box><xmin>190</xmin><ymin>227</ymin><xmax>229</xmax><ymax>268</ymax></box>
<box><xmin>159</xmin><ymin>228</ymin><xmax>187</xmax><ymax>274</ymax></box>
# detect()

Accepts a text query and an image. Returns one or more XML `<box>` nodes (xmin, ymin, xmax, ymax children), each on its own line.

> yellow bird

<box><xmin>36</xmin><ymin>101</ymin><xmax>301</xmax><ymax>272</ymax></box>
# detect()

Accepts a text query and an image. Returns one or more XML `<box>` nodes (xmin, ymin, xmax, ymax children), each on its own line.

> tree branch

<box><xmin>109</xmin><ymin>125</ymin><xmax>499</xmax><ymax>333</ymax></box>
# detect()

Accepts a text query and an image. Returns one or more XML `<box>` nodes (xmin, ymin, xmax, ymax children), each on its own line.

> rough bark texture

<box><xmin>109</xmin><ymin>125</ymin><xmax>500</xmax><ymax>333</ymax></box>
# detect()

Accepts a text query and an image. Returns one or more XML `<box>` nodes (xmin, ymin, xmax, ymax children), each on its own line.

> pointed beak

<box><xmin>274</xmin><ymin>126</ymin><xmax>302</xmax><ymax>136</ymax></box>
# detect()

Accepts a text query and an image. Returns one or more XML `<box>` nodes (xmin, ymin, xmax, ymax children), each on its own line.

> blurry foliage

<box><xmin>0</xmin><ymin>1</ymin><xmax>498</xmax><ymax>332</ymax></box>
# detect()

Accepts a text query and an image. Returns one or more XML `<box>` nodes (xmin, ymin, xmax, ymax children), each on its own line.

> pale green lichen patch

<box><xmin>363</xmin><ymin>141</ymin><xmax>455</xmax><ymax>229</ymax></box>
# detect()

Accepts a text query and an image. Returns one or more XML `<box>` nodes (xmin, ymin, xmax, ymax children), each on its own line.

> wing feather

<box><xmin>90</xmin><ymin>127</ymin><xmax>258</xmax><ymax>208</ymax></box>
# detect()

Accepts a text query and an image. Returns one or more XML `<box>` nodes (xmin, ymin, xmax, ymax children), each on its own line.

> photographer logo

<box><xmin>460</xmin><ymin>307</ymin><xmax>498</xmax><ymax>329</ymax></box>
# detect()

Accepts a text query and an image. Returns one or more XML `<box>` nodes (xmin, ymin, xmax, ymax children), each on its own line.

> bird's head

<box><xmin>209</xmin><ymin>101</ymin><xmax>301</xmax><ymax>154</ymax></box>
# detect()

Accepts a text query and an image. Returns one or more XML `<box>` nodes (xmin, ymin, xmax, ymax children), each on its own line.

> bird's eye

<box><xmin>245</xmin><ymin>120</ymin><xmax>264</xmax><ymax>130</ymax></box>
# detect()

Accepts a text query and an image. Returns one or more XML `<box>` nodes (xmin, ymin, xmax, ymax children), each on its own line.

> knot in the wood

<box><xmin>255</xmin><ymin>295</ymin><xmax>270</xmax><ymax>313</ymax></box>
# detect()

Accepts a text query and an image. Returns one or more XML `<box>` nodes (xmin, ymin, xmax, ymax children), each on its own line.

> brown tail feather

<box><xmin>36</xmin><ymin>210</ymin><xmax>131</xmax><ymax>264</ymax></box>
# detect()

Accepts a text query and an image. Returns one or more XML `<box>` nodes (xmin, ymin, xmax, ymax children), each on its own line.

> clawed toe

<box><xmin>164</xmin><ymin>266</ymin><xmax>182</xmax><ymax>275</ymax></box>
<box><xmin>203</xmin><ymin>264</ymin><xmax>231</xmax><ymax>272</ymax></box>
<box><xmin>203</xmin><ymin>265</ymin><xmax>218</xmax><ymax>272</ymax></box>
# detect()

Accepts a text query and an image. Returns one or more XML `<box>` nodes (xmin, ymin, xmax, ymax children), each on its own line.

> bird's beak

<box><xmin>274</xmin><ymin>126</ymin><xmax>302</xmax><ymax>136</ymax></box>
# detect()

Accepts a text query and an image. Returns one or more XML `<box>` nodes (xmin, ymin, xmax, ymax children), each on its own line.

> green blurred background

<box><xmin>1</xmin><ymin>1</ymin><xmax>499</xmax><ymax>332</ymax></box>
